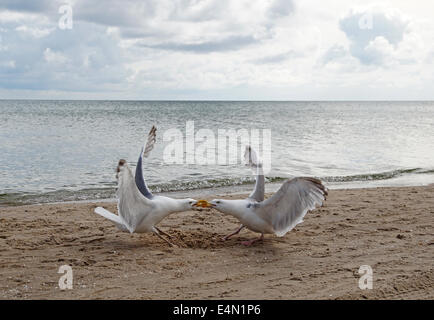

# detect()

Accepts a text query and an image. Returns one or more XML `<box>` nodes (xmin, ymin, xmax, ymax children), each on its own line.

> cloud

<box><xmin>142</xmin><ymin>35</ymin><xmax>259</xmax><ymax>53</ymax></box>
<box><xmin>74</xmin><ymin>0</ymin><xmax>154</xmax><ymax>28</ymax></box>
<box><xmin>321</xmin><ymin>44</ymin><xmax>348</xmax><ymax>65</ymax></box>
<box><xmin>0</xmin><ymin>60</ymin><xmax>15</xmax><ymax>68</ymax></box>
<box><xmin>339</xmin><ymin>6</ymin><xmax>410</xmax><ymax>65</ymax></box>
<box><xmin>251</xmin><ymin>50</ymin><xmax>300</xmax><ymax>64</ymax></box>
<box><xmin>268</xmin><ymin>0</ymin><xmax>295</xmax><ymax>18</ymax></box>
<box><xmin>74</xmin><ymin>0</ymin><xmax>294</xmax><ymax>53</ymax></box>
<box><xmin>16</xmin><ymin>25</ymin><xmax>54</xmax><ymax>38</ymax></box>
<box><xmin>0</xmin><ymin>19</ymin><xmax>129</xmax><ymax>92</ymax></box>
<box><xmin>43</xmin><ymin>48</ymin><xmax>68</xmax><ymax>64</ymax></box>
<box><xmin>0</xmin><ymin>0</ymin><xmax>56</xmax><ymax>13</ymax></box>
<box><xmin>0</xmin><ymin>0</ymin><xmax>434</xmax><ymax>99</ymax></box>
<box><xmin>363</xmin><ymin>36</ymin><xmax>394</xmax><ymax>65</ymax></box>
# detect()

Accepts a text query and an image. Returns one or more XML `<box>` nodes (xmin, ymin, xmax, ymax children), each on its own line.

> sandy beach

<box><xmin>0</xmin><ymin>185</ymin><xmax>433</xmax><ymax>300</ymax></box>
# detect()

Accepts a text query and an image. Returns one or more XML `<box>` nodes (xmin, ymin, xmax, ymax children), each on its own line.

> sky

<box><xmin>0</xmin><ymin>0</ymin><xmax>434</xmax><ymax>100</ymax></box>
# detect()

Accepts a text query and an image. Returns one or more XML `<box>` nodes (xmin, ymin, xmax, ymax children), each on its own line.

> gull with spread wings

<box><xmin>94</xmin><ymin>126</ymin><xmax>197</xmax><ymax>246</ymax></box>
<box><xmin>195</xmin><ymin>146</ymin><xmax>328</xmax><ymax>246</ymax></box>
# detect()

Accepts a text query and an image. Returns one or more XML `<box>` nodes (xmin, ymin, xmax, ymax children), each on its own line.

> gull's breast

<box><xmin>240</xmin><ymin>213</ymin><xmax>274</xmax><ymax>234</ymax></box>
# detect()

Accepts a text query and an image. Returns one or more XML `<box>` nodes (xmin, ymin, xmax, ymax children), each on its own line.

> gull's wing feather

<box><xmin>135</xmin><ymin>126</ymin><xmax>156</xmax><ymax>199</ymax></box>
<box><xmin>244</xmin><ymin>145</ymin><xmax>264</xmax><ymax>202</ymax></box>
<box><xmin>143</xmin><ymin>125</ymin><xmax>157</xmax><ymax>158</ymax></box>
<box><xmin>254</xmin><ymin>177</ymin><xmax>327</xmax><ymax>236</ymax></box>
<box><xmin>94</xmin><ymin>207</ymin><xmax>128</xmax><ymax>232</ymax></box>
<box><xmin>244</xmin><ymin>145</ymin><xmax>259</xmax><ymax>167</ymax></box>
<box><xmin>117</xmin><ymin>164</ymin><xmax>153</xmax><ymax>233</ymax></box>
<box><xmin>248</xmin><ymin>165</ymin><xmax>264</xmax><ymax>202</ymax></box>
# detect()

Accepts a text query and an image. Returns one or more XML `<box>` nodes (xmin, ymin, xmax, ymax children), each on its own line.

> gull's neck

<box><xmin>220</xmin><ymin>200</ymin><xmax>248</xmax><ymax>220</ymax></box>
<box><xmin>163</xmin><ymin>198</ymin><xmax>188</xmax><ymax>214</ymax></box>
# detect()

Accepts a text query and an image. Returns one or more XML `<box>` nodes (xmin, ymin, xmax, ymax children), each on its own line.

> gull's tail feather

<box><xmin>94</xmin><ymin>207</ymin><xmax>129</xmax><ymax>232</ymax></box>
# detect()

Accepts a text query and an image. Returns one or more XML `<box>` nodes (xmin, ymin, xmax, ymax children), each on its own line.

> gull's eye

<box><xmin>216</xmin><ymin>201</ymin><xmax>221</xmax><ymax>204</ymax></box>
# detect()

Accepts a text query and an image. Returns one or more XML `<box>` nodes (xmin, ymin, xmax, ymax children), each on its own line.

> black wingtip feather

<box><xmin>297</xmin><ymin>177</ymin><xmax>328</xmax><ymax>200</ymax></box>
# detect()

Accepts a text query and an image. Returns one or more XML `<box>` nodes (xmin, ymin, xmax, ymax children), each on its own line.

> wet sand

<box><xmin>0</xmin><ymin>186</ymin><xmax>433</xmax><ymax>299</ymax></box>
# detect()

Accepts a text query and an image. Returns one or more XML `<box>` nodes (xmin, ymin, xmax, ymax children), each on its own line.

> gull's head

<box><xmin>209</xmin><ymin>199</ymin><xmax>224</xmax><ymax>210</ymax></box>
<box><xmin>209</xmin><ymin>199</ymin><xmax>243</xmax><ymax>216</ymax></box>
<box><xmin>185</xmin><ymin>198</ymin><xmax>198</xmax><ymax>209</ymax></box>
<box><xmin>116</xmin><ymin>159</ymin><xmax>127</xmax><ymax>179</ymax></box>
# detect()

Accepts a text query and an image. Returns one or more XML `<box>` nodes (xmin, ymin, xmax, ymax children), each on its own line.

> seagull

<box><xmin>200</xmin><ymin>146</ymin><xmax>328</xmax><ymax>246</ymax></box>
<box><xmin>94</xmin><ymin>126</ymin><xmax>197</xmax><ymax>246</ymax></box>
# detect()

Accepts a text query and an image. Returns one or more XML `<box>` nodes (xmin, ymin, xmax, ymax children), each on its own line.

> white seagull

<box><xmin>94</xmin><ymin>126</ymin><xmax>197</xmax><ymax>246</ymax></box>
<box><xmin>204</xmin><ymin>146</ymin><xmax>328</xmax><ymax>246</ymax></box>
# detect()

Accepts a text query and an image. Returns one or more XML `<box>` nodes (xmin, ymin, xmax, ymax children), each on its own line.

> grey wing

<box><xmin>254</xmin><ymin>177</ymin><xmax>327</xmax><ymax>236</ymax></box>
<box><xmin>135</xmin><ymin>126</ymin><xmax>156</xmax><ymax>199</ymax></box>
<box><xmin>117</xmin><ymin>164</ymin><xmax>153</xmax><ymax>233</ymax></box>
<box><xmin>244</xmin><ymin>145</ymin><xmax>264</xmax><ymax>202</ymax></box>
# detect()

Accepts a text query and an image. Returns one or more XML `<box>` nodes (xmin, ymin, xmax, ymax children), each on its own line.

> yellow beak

<box><xmin>194</xmin><ymin>200</ymin><xmax>212</xmax><ymax>208</ymax></box>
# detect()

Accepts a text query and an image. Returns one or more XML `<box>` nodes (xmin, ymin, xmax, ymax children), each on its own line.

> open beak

<box><xmin>193</xmin><ymin>200</ymin><xmax>213</xmax><ymax>208</ymax></box>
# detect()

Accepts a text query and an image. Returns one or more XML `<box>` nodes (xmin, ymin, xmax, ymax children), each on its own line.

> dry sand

<box><xmin>0</xmin><ymin>186</ymin><xmax>433</xmax><ymax>299</ymax></box>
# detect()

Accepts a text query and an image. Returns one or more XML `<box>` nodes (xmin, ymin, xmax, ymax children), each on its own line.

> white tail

<box><xmin>94</xmin><ymin>207</ymin><xmax>129</xmax><ymax>232</ymax></box>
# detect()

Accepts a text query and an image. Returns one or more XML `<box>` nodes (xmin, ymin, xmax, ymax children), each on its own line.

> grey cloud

<box><xmin>1</xmin><ymin>0</ymin><xmax>293</xmax><ymax>55</ymax></box>
<box><xmin>0</xmin><ymin>0</ymin><xmax>55</xmax><ymax>13</ymax></box>
<box><xmin>0</xmin><ymin>21</ymin><xmax>129</xmax><ymax>92</ymax></box>
<box><xmin>268</xmin><ymin>0</ymin><xmax>295</xmax><ymax>18</ymax></box>
<box><xmin>252</xmin><ymin>50</ymin><xmax>299</xmax><ymax>64</ymax></box>
<box><xmin>166</xmin><ymin>0</ymin><xmax>229</xmax><ymax>22</ymax></box>
<box><xmin>321</xmin><ymin>45</ymin><xmax>347</xmax><ymax>65</ymax></box>
<box><xmin>120</xmin><ymin>28</ymin><xmax>159</xmax><ymax>39</ymax></box>
<box><xmin>73</xmin><ymin>0</ymin><xmax>156</xmax><ymax>28</ymax></box>
<box><xmin>339</xmin><ymin>8</ymin><xmax>409</xmax><ymax>65</ymax></box>
<box><xmin>73</xmin><ymin>0</ymin><xmax>222</xmax><ymax>27</ymax></box>
<box><xmin>142</xmin><ymin>35</ymin><xmax>258</xmax><ymax>53</ymax></box>
<box><xmin>74</xmin><ymin>0</ymin><xmax>292</xmax><ymax>53</ymax></box>
<box><xmin>0</xmin><ymin>0</ymin><xmax>299</xmax><ymax>94</ymax></box>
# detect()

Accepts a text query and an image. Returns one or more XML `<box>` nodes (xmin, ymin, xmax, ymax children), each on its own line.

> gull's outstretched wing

<box><xmin>244</xmin><ymin>145</ymin><xmax>259</xmax><ymax>167</ymax></box>
<box><xmin>244</xmin><ymin>145</ymin><xmax>264</xmax><ymax>202</ymax></box>
<box><xmin>94</xmin><ymin>207</ymin><xmax>128</xmax><ymax>232</ymax></box>
<box><xmin>135</xmin><ymin>126</ymin><xmax>157</xmax><ymax>200</ymax></box>
<box><xmin>253</xmin><ymin>177</ymin><xmax>327</xmax><ymax>236</ymax></box>
<box><xmin>117</xmin><ymin>163</ymin><xmax>153</xmax><ymax>233</ymax></box>
<box><xmin>143</xmin><ymin>125</ymin><xmax>157</xmax><ymax>158</ymax></box>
